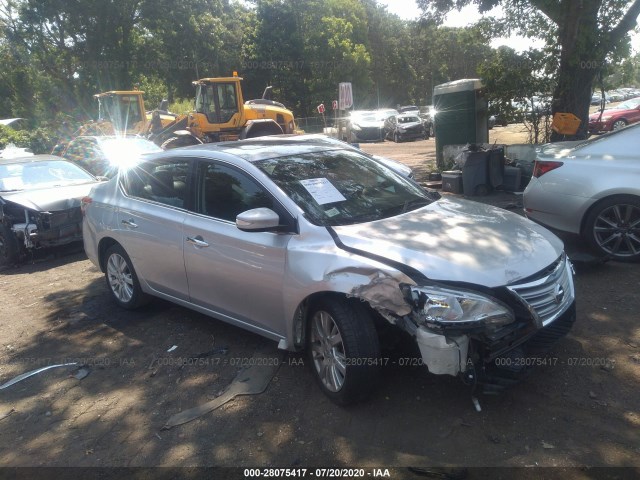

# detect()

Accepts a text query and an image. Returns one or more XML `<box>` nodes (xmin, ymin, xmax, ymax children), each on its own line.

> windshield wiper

<box><xmin>337</xmin><ymin>212</ymin><xmax>383</xmax><ymax>225</ymax></box>
<box><xmin>400</xmin><ymin>198</ymin><xmax>432</xmax><ymax>214</ymax></box>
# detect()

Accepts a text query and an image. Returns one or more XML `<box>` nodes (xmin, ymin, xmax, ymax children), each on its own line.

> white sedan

<box><xmin>524</xmin><ymin>123</ymin><xmax>640</xmax><ymax>262</ymax></box>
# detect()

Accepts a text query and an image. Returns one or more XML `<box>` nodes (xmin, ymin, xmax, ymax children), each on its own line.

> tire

<box><xmin>243</xmin><ymin>121</ymin><xmax>283</xmax><ymax>139</ymax></box>
<box><xmin>0</xmin><ymin>224</ymin><xmax>19</xmax><ymax>267</ymax></box>
<box><xmin>160</xmin><ymin>135</ymin><xmax>200</xmax><ymax>150</ymax></box>
<box><xmin>583</xmin><ymin>195</ymin><xmax>640</xmax><ymax>262</ymax></box>
<box><xmin>104</xmin><ymin>244</ymin><xmax>150</xmax><ymax>308</ymax></box>
<box><xmin>612</xmin><ymin>119</ymin><xmax>627</xmax><ymax>130</ymax></box>
<box><xmin>307</xmin><ymin>297</ymin><xmax>380</xmax><ymax>405</ymax></box>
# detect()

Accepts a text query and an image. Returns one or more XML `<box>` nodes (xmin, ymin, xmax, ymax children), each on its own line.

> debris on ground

<box><xmin>162</xmin><ymin>350</ymin><xmax>282</xmax><ymax>429</ymax></box>
<box><xmin>0</xmin><ymin>363</ymin><xmax>78</xmax><ymax>390</ymax></box>
<box><xmin>0</xmin><ymin>408</ymin><xmax>15</xmax><ymax>422</ymax></box>
<box><xmin>70</xmin><ymin>366</ymin><xmax>91</xmax><ymax>380</ymax></box>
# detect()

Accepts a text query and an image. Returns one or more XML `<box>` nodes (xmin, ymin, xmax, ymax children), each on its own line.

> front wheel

<box><xmin>0</xmin><ymin>225</ymin><xmax>19</xmax><ymax>268</ymax></box>
<box><xmin>612</xmin><ymin>119</ymin><xmax>628</xmax><ymax>130</ymax></box>
<box><xmin>583</xmin><ymin>195</ymin><xmax>640</xmax><ymax>262</ymax></box>
<box><xmin>307</xmin><ymin>297</ymin><xmax>380</xmax><ymax>405</ymax></box>
<box><xmin>104</xmin><ymin>244</ymin><xmax>150</xmax><ymax>308</ymax></box>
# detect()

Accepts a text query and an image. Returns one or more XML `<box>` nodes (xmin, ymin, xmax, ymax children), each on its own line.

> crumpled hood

<box><xmin>333</xmin><ymin>197</ymin><xmax>564</xmax><ymax>287</ymax></box>
<box><xmin>1</xmin><ymin>183</ymin><xmax>97</xmax><ymax>212</ymax></box>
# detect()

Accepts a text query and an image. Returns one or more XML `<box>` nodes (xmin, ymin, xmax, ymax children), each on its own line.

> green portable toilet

<box><xmin>433</xmin><ymin>79</ymin><xmax>488</xmax><ymax>167</ymax></box>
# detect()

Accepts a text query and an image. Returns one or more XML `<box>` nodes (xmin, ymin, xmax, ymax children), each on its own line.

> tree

<box><xmin>479</xmin><ymin>46</ymin><xmax>555</xmax><ymax>143</ymax></box>
<box><xmin>416</xmin><ymin>0</ymin><xmax>640</xmax><ymax>140</ymax></box>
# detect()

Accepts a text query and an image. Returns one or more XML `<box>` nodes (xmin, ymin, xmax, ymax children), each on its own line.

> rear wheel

<box><xmin>161</xmin><ymin>135</ymin><xmax>201</xmax><ymax>150</ymax></box>
<box><xmin>0</xmin><ymin>225</ymin><xmax>19</xmax><ymax>268</ymax></box>
<box><xmin>104</xmin><ymin>244</ymin><xmax>150</xmax><ymax>308</ymax></box>
<box><xmin>584</xmin><ymin>195</ymin><xmax>640</xmax><ymax>262</ymax></box>
<box><xmin>307</xmin><ymin>297</ymin><xmax>380</xmax><ymax>405</ymax></box>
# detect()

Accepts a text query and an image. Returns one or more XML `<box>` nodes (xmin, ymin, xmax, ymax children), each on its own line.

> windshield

<box><xmin>398</xmin><ymin>115</ymin><xmax>420</xmax><ymax>124</ymax></box>
<box><xmin>0</xmin><ymin>160</ymin><xmax>94</xmax><ymax>191</ymax></box>
<box><xmin>255</xmin><ymin>149</ymin><xmax>433</xmax><ymax>226</ymax></box>
<box><xmin>613</xmin><ymin>98</ymin><xmax>640</xmax><ymax>110</ymax></box>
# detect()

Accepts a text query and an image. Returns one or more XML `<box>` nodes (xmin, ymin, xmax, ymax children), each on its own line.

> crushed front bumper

<box><xmin>411</xmin><ymin>254</ymin><xmax>576</xmax><ymax>393</ymax></box>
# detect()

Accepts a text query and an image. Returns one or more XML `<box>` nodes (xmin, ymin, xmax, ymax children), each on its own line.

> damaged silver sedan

<box><xmin>83</xmin><ymin>135</ymin><xmax>576</xmax><ymax>404</ymax></box>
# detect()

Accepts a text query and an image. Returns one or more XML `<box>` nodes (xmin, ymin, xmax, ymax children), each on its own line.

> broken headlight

<box><xmin>405</xmin><ymin>285</ymin><xmax>514</xmax><ymax>328</ymax></box>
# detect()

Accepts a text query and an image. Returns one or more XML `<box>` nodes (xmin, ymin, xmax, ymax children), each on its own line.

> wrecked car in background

<box><xmin>0</xmin><ymin>155</ymin><xmax>103</xmax><ymax>266</ymax></box>
<box><xmin>83</xmin><ymin>135</ymin><xmax>576</xmax><ymax>404</ymax></box>
<box><xmin>384</xmin><ymin>113</ymin><xmax>427</xmax><ymax>142</ymax></box>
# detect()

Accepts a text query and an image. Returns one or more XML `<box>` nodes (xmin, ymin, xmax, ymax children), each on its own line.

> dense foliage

<box><xmin>417</xmin><ymin>0</ymin><xmax>640</xmax><ymax>139</ymax></box>
<box><xmin>0</xmin><ymin>0</ymin><xmax>638</xmax><ymax>146</ymax></box>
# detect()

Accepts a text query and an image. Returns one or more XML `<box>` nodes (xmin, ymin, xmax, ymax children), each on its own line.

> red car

<box><xmin>588</xmin><ymin>98</ymin><xmax>640</xmax><ymax>133</ymax></box>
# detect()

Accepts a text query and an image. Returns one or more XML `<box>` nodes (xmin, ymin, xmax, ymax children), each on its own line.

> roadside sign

<box><xmin>332</xmin><ymin>100</ymin><xmax>338</xmax><ymax>110</ymax></box>
<box><xmin>317</xmin><ymin>104</ymin><xmax>325</xmax><ymax>114</ymax></box>
<box><xmin>339</xmin><ymin>83</ymin><xmax>353</xmax><ymax>110</ymax></box>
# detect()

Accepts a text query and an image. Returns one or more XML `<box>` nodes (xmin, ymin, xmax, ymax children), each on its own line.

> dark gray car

<box><xmin>384</xmin><ymin>114</ymin><xmax>426</xmax><ymax>142</ymax></box>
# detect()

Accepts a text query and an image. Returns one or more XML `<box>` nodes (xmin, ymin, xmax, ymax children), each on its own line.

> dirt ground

<box><xmin>1</xmin><ymin>131</ymin><xmax>639</xmax><ymax>479</ymax></box>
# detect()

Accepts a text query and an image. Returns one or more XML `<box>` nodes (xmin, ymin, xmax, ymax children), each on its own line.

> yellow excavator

<box><xmin>54</xmin><ymin>72</ymin><xmax>300</xmax><ymax>152</ymax></box>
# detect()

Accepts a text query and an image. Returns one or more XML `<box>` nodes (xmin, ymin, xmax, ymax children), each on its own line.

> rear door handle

<box><xmin>186</xmin><ymin>235</ymin><xmax>209</xmax><ymax>248</ymax></box>
<box><xmin>121</xmin><ymin>219</ymin><xmax>138</xmax><ymax>228</ymax></box>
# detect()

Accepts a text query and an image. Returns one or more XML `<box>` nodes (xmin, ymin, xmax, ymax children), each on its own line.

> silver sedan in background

<box><xmin>524</xmin><ymin>123</ymin><xmax>640</xmax><ymax>262</ymax></box>
<box><xmin>83</xmin><ymin>135</ymin><xmax>575</xmax><ymax>404</ymax></box>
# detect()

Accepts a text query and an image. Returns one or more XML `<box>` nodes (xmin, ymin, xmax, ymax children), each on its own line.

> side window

<box><xmin>197</xmin><ymin>163</ymin><xmax>275</xmax><ymax>222</ymax></box>
<box><xmin>122</xmin><ymin>159</ymin><xmax>189</xmax><ymax>208</ymax></box>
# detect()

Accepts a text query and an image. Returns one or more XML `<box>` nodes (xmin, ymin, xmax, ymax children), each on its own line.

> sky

<box><xmin>377</xmin><ymin>0</ymin><xmax>639</xmax><ymax>54</ymax></box>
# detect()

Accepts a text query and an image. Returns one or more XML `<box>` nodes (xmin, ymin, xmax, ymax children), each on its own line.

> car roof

<box><xmin>165</xmin><ymin>134</ymin><xmax>357</xmax><ymax>163</ymax></box>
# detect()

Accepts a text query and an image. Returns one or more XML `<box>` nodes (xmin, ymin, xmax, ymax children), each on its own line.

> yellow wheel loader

<box><xmin>52</xmin><ymin>73</ymin><xmax>299</xmax><ymax>153</ymax></box>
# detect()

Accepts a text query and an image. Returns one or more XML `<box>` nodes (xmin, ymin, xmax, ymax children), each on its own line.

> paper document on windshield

<box><xmin>300</xmin><ymin>178</ymin><xmax>346</xmax><ymax>205</ymax></box>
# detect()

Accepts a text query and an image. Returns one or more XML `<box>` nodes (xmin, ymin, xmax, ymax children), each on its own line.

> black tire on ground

<box><xmin>0</xmin><ymin>224</ymin><xmax>19</xmax><ymax>267</ymax></box>
<box><xmin>103</xmin><ymin>244</ymin><xmax>151</xmax><ymax>309</ymax></box>
<box><xmin>583</xmin><ymin>195</ymin><xmax>640</xmax><ymax>262</ymax></box>
<box><xmin>160</xmin><ymin>136</ymin><xmax>200</xmax><ymax>150</ymax></box>
<box><xmin>244</xmin><ymin>121</ymin><xmax>283</xmax><ymax>138</ymax></box>
<box><xmin>307</xmin><ymin>296</ymin><xmax>381</xmax><ymax>405</ymax></box>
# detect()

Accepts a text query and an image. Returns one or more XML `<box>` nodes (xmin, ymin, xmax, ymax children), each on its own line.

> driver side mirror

<box><xmin>236</xmin><ymin>208</ymin><xmax>281</xmax><ymax>232</ymax></box>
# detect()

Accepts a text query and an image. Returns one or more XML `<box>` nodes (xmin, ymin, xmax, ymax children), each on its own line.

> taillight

<box><xmin>533</xmin><ymin>160</ymin><xmax>563</xmax><ymax>178</ymax></box>
<box><xmin>81</xmin><ymin>196</ymin><xmax>92</xmax><ymax>216</ymax></box>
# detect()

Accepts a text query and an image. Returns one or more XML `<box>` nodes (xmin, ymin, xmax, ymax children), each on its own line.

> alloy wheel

<box><xmin>612</xmin><ymin>120</ymin><xmax>627</xmax><ymax>130</ymax></box>
<box><xmin>593</xmin><ymin>203</ymin><xmax>640</xmax><ymax>258</ymax></box>
<box><xmin>310</xmin><ymin>310</ymin><xmax>346</xmax><ymax>392</ymax></box>
<box><xmin>107</xmin><ymin>253</ymin><xmax>134</xmax><ymax>303</ymax></box>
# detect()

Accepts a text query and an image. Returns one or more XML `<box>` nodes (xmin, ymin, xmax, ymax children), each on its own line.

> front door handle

<box><xmin>186</xmin><ymin>235</ymin><xmax>209</xmax><ymax>248</ymax></box>
<box><xmin>121</xmin><ymin>219</ymin><xmax>138</xmax><ymax>228</ymax></box>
